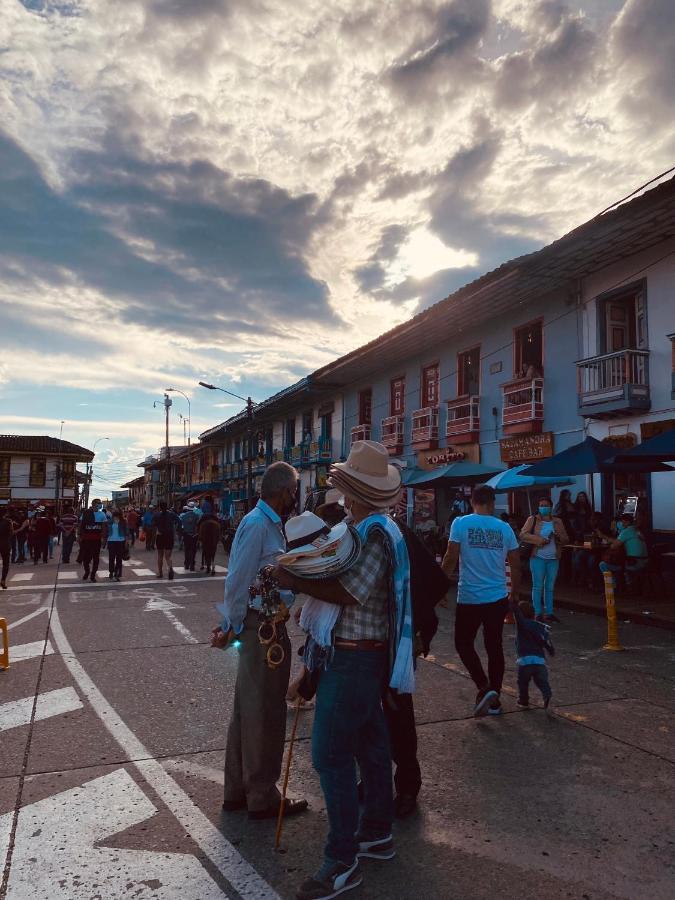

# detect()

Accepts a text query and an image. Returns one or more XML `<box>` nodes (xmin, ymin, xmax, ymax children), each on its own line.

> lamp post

<box><xmin>166</xmin><ymin>388</ymin><xmax>191</xmax><ymax>492</ymax></box>
<box><xmin>199</xmin><ymin>381</ymin><xmax>257</xmax><ymax>510</ymax></box>
<box><xmin>86</xmin><ymin>436</ymin><xmax>110</xmax><ymax>509</ymax></box>
<box><xmin>154</xmin><ymin>394</ymin><xmax>173</xmax><ymax>507</ymax></box>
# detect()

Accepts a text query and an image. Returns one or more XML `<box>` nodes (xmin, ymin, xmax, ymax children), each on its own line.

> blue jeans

<box><xmin>312</xmin><ymin>648</ymin><xmax>393</xmax><ymax>865</ymax></box>
<box><xmin>600</xmin><ymin>558</ymin><xmax>647</xmax><ymax>586</ymax></box>
<box><xmin>529</xmin><ymin>556</ymin><xmax>559</xmax><ymax>616</ymax></box>
<box><xmin>517</xmin><ymin>664</ymin><xmax>551</xmax><ymax>703</ymax></box>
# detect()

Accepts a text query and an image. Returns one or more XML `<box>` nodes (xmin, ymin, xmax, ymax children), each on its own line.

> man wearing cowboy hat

<box><xmin>275</xmin><ymin>440</ymin><xmax>411</xmax><ymax>900</ymax></box>
<box><xmin>211</xmin><ymin>461</ymin><xmax>308</xmax><ymax>821</ymax></box>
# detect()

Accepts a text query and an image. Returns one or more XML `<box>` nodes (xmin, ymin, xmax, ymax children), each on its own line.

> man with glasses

<box><xmin>211</xmin><ymin>461</ymin><xmax>307</xmax><ymax>821</ymax></box>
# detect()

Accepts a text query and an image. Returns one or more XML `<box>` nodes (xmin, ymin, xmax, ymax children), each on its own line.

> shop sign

<box><xmin>418</xmin><ymin>443</ymin><xmax>479</xmax><ymax>469</ymax></box>
<box><xmin>499</xmin><ymin>432</ymin><xmax>553</xmax><ymax>463</ymax></box>
<box><xmin>413</xmin><ymin>488</ymin><xmax>436</xmax><ymax>528</ymax></box>
<box><xmin>602</xmin><ymin>433</ymin><xmax>637</xmax><ymax>450</ymax></box>
<box><xmin>640</xmin><ymin>419</ymin><xmax>675</xmax><ymax>441</ymax></box>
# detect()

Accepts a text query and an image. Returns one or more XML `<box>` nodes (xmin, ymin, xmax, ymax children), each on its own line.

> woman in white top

<box><xmin>520</xmin><ymin>497</ymin><xmax>568</xmax><ymax>623</ymax></box>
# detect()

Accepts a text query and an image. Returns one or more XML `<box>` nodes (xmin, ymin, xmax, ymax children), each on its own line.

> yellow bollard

<box><xmin>602</xmin><ymin>571</ymin><xmax>625</xmax><ymax>652</ymax></box>
<box><xmin>0</xmin><ymin>617</ymin><xmax>8</xmax><ymax>670</ymax></box>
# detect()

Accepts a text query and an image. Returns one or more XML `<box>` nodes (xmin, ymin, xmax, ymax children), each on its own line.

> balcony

<box><xmin>351</xmin><ymin>424</ymin><xmax>371</xmax><ymax>444</ymax></box>
<box><xmin>411</xmin><ymin>407</ymin><xmax>439</xmax><ymax>450</ymax></box>
<box><xmin>287</xmin><ymin>445</ymin><xmax>310</xmax><ymax>467</ymax></box>
<box><xmin>309</xmin><ymin>436</ymin><xmax>333</xmax><ymax>462</ymax></box>
<box><xmin>501</xmin><ymin>377</ymin><xmax>544</xmax><ymax>435</ymax></box>
<box><xmin>576</xmin><ymin>349</ymin><xmax>650</xmax><ymax>418</ymax></box>
<box><xmin>381</xmin><ymin>415</ymin><xmax>404</xmax><ymax>455</ymax></box>
<box><xmin>446</xmin><ymin>396</ymin><xmax>480</xmax><ymax>444</ymax></box>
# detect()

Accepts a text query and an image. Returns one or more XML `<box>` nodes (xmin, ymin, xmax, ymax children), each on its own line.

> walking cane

<box><xmin>274</xmin><ymin>697</ymin><xmax>302</xmax><ymax>850</ymax></box>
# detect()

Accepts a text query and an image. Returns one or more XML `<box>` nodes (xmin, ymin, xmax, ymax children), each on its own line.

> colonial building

<box><xmin>192</xmin><ymin>175</ymin><xmax>674</xmax><ymax>533</ymax></box>
<box><xmin>0</xmin><ymin>435</ymin><xmax>94</xmax><ymax>509</ymax></box>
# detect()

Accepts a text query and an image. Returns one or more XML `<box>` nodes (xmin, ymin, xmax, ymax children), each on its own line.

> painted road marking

<box><xmin>131</xmin><ymin>567</ymin><xmax>158</xmax><ymax>576</ymax></box>
<box><xmin>10</xmin><ymin>640</ymin><xmax>54</xmax><ymax>662</ymax></box>
<box><xmin>9</xmin><ymin>573</ymin><xmax>33</xmax><ymax>582</ymax></box>
<box><xmin>0</xmin><ymin>687</ymin><xmax>83</xmax><ymax>732</ymax></box>
<box><xmin>49</xmin><ymin>606</ymin><xmax>279</xmax><ymax>899</ymax></box>
<box><xmin>57</xmin><ymin>571</ymin><xmax>78</xmax><ymax>580</ymax></box>
<box><xmin>140</xmin><ymin>594</ymin><xmax>198</xmax><ymax>644</ymax></box>
<box><xmin>122</xmin><ymin>558</ymin><xmax>145</xmax><ymax>567</ymax></box>
<box><xmin>214</xmin><ymin>565</ymin><xmax>227</xmax><ymax>573</ymax></box>
<box><xmin>0</xmin><ymin>769</ymin><xmax>223</xmax><ymax>899</ymax></box>
<box><xmin>4</xmin><ymin>575</ymin><xmax>225</xmax><ymax>592</ymax></box>
<box><xmin>7</xmin><ymin>607</ymin><xmax>50</xmax><ymax>630</ymax></box>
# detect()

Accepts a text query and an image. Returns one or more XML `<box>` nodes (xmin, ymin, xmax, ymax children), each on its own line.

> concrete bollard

<box><xmin>0</xmin><ymin>617</ymin><xmax>8</xmax><ymax>670</ymax></box>
<box><xmin>602</xmin><ymin>570</ymin><xmax>625</xmax><ymax>652</ymax></box>
<box><xmin>504</xmin><ymin>559</ymin><xmax>515</xmax><ymax>624</ymax></box>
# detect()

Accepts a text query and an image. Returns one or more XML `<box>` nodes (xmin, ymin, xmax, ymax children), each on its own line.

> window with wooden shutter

<box><xmin>30</xmin><ymin>457</ymin><xmax>46</xmax><ymax>488</ymax></box>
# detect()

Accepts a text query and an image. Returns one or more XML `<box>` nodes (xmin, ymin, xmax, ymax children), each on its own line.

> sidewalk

<box><xmin>554</xmin><ymin>581</ymin><xmax>675</xmax><ymax>632</ymax></box>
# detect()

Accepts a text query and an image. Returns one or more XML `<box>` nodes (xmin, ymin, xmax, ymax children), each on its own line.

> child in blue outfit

<box><xmin>513</xmin><ymin>600</ymin><xmax>555</xmax><ymax>711</ymax></box>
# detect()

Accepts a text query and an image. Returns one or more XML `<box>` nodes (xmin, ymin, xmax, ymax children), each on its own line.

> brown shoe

<box><xmin>248</xmin><ymin>798</ymin><xmax>308</xmax><ymax>820</ymax></box>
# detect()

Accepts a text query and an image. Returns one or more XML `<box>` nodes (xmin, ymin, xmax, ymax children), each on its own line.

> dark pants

<box><xmin>312</xmin><ymin>647</ymin><xmax>393</xmax><ymax>865</ymax></box>
<box><xmin>80</xmin><ymin>540</ymin><xmax>101</xmax><ymax>577</ymax></box>
<box><xmin>517</xmin><ymin>664</ymin><xmax>551</xmax><ymax>704</ymax></box>
<box><xmin>34</xmin><ymin>536</ymin><xmax>49</xmax><ymax>564</ymax></box>
<box><xmin>224</xmin><ymin>610</ymin><xmax>291</xmax><ymax>812</ymax></box>
<box><xmin>384</xmin><ymin>691</ymin><xmax>421</xmax><ymax>799</ymax></box>
<box><xmin>15</xmin><ymin>536</ymin><xmax>26</xmax><ymax>563</ymax></box>
<box><xmin>454</xmin><ymin>598</ymin><xmax>509</xmax><ymax>693</ymax></box>
<box><xmin>108</xmin><ymin>542</ymin><xmax>124</xmax><ymax>578</ymax></box>
<box><xmin>1</xmin><ymin>545</ymin><xmax>9</xmax><ymax>583</ymax></box>
<box><xmin>128</xmin><ymin>527</ymin><xmax>137</xmax><ymax>547</ymax></box>
<box><xmin>62</xmin><ymin>532</ymin><xmax>76</xmax><ymax>563</ymax></box>
<box><xmin>183</xmin><ymin>533</ymin><xmax>197</xmax><ymax>569</ymax></box>
<box><xmin>144</xmin><ymin>525</ymin><xmax>156</xmax><ymax>550</ymax></box>
<box><xmin>202</xmin><ymin>541</ymin><xmax>217</xmax><ymax>572</ymax></box>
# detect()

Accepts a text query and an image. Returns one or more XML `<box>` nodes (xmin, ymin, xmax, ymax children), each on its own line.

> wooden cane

<box><xmin>274</xmin><ymin>697</ymin><xmax>302</xmax><ymax>850</ymax></box>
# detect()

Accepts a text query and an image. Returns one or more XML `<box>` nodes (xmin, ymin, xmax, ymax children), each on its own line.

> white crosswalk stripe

<box><xmin>9</xmin><ymin>640</ymin><xmax>54</xmax><ymax>663</ymax></box>
<box><xmin>131</xmin><ymin>568</ymin><xmax>157</xmax><ymax>576</ymax></box>
<box><xmin>0</xmin><ymin>687</ymin><xmax>83</xmax><ymax>732</ymax></box>
<box><xmin>10</xmin><ymin>573</ymin><xmax>34</xmax><ymax>582</ymax></box>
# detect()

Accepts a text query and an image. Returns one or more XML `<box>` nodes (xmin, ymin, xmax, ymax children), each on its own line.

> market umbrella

<box><xmin>402</xmin><ymin>461</ymin><xmax>503</xmax><ymax>488</ymax></box>
<box><xmin>485</xmin><ymin>464</ymin><xmax>575</xmax><ymax>515</ymax></box>
<box><xmin>521</xmin><ymin>436</ymin><xmax>672</xmax><ymax>508</ymax></box>
<box><xmin>608</xmin><ymin>428</ymin><xmax>675</xmax><ymax>464</ymax></box>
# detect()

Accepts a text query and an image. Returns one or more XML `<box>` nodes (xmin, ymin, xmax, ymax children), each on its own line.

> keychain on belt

<box><xmin>249</xmin><ymin>565</ymin><xmax>290</xmax><ymax>669</ymax></box>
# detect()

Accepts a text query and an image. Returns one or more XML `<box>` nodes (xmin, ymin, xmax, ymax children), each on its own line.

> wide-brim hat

<box><xmin>281</xmin><ymin>525</ymin><xmax>362</xmax><ymax>580</ymax></box>
<box><xmin>278</xmin><ymin>511</ymin><xmax>362</xmax><ymax>579</ymax></box>
<box><xmin>328</xmin><ymin>469</ymin><xmax>402</xmax><ymax>509</ymax></box>
<box><xmin>331</xmin><ymin>440</ymin><xmax>401</xmax><ymax>493</ymax></box>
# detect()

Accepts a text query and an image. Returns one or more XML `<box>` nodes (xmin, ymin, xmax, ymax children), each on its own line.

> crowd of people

<box><xmin>210</xmin><ymin>441</ymin><xmax>561</xmax><ymax>900</ymax></box>
<box><xmin>0</xmin><ymin>494</ymin><xmax>234</xmax><ymax>588</ymax></box>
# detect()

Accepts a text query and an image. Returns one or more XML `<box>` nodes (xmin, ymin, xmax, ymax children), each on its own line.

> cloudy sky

<box><xmin>1</xmin><ymin>0</ymin><xmax>674</xmax><ymax>496</ymax></box>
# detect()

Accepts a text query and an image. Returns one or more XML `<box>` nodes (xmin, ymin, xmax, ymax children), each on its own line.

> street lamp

<box><xmin>199</xmin><ymin>381</ymin><xmax>257</xmax><ymax>510</ymax></box>
<box><xmin>86</xmin><ymin>436</ymin><xmax>110</xmax><ymax>509</ymax></box>
<box><xmin>166</xmin><ymin>388</ymin><xmax>192</xmax><ymax>492</ymax></box>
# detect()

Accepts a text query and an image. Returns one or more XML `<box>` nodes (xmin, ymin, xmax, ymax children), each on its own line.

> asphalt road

<box><xmin>1</xmin><ymin>552</ymin><xmax>674</xmax><ymax>900</ymax></box>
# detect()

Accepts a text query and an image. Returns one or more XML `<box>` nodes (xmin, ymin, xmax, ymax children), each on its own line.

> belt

<box><xmin>334</xmin><ymin>639</ymin><xmax>386</xmax><ymax>651</ymax></box>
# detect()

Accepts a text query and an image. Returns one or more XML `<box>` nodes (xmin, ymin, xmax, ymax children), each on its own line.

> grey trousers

<box><xmin>224</xmin><ymin>609</ymin><xmax>292</xmax><ymax>812</ymax></box>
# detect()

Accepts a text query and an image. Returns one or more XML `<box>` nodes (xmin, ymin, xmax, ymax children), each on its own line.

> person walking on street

<box><xmin>512</xmin><ymin>599</ymin><xmax>555</xmax><ymax>712</ymax></box>
<box><xmin>33</xmin><ymin>508</ymin><xmax>52</xmax><ymax>565</ymax></box>
<box><xmin>153</xmin><ymin>501</ymin><xmax>177</xmax><ymax>579</ymax></box>
<box><xmin>59</xmin><ymin>505</ymin><xmax>79</xmax><ymax>563</ymax></box>
<box><xmin>211</xmin><ymin>461</ymin><xmax>308</xmax><ymax>821</ymax></box>
<box><xmin>47</xmin><ymin>508</ymin><xmax>57</xmax><ymax>559</ymax></box>
<box><xmin>106</xmin><ymin>509</ymin><xmax>128</xmax><ymax>581</ymax></box>
<box><xmin>141</xmin><ymin>507</ymin><xmax>156</xmax><ymax>551</ymax></box>
<box><xmin>199</xmin><ymin>513</ymin><xmax>221</xmax><ymax>575</ymax></box>
<box><xmin>79</xmin><ymin>498</ymin><xmax>108</xmax><ymax>582</ymax></box>
<box><xmin>179</xmin><ymin>501</ymin><xmax>200</xmax><ymax>572</ymax></box>
<box><xmin>13</xmin><ymin>509</ymin><xmax>29</xmax><ymax>564</ymax></box>
<box><xmin>0</xmin><ymin>507</ymin><xmax>13</xmax><ymax>589</ymax></box>
<box><xmin>520</xmin><ymin>496</ymin><xmax>568</xmax><ymax>623</ymax></box>
<box><xmin>442</xmin><ymin>484</ymin><xmax>522</xmax><ymax>718</ymax></box>
<box><xmin>126</xmin><ymin>507</ymin><xmax>140</xmax><ymax>547</ymax></box>
<box><xmin>275</xmin><ymin>441</ymin><xmax>413</xmax><ymax>900</ymax></box>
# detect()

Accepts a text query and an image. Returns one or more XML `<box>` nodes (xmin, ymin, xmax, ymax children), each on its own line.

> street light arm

<box><xmin>198</xmin><ymin>381</ymin><xmax>257</xmax><ymax>406</ymax></box>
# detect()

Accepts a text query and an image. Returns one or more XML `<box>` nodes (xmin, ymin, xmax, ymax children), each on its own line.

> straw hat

<box><xmin>331</xmin><ymin>440</ymin><xmax>401</xmax><ymax>492</ymax></box>
<box><xmin>278</xmin><ymin>511</ymin><xmax>361</xmax><ymax>579</ymax></box>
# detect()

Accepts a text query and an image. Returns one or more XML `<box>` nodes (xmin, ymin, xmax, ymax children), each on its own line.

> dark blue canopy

<box><xmin>609</xmin><ymin>428</ymin><xmax>675</xmax><ymax>463</ymax></box>
<box><xmin>522</xmin><ymin>436</ymin><xmax>672</xmax><ymax>476</ymax></box>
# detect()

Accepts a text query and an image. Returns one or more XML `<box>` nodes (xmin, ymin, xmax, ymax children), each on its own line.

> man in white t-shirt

<box><xmin>442</xmin><ymin>484</ymin><xmax>521</xmax><ymax>717</ymax></box>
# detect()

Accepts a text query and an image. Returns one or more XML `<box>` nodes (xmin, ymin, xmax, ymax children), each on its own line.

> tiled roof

<box><xmin>0</xmin><ymin>435</ymin><xmax>94</xmax><ymax>460</ymax></box>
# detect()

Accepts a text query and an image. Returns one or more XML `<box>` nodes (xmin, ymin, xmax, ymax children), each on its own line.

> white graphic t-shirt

<box><xmin>450</xmin><ymin>513</ymin><xmax>520</xmax><ymax>604</ymax></box>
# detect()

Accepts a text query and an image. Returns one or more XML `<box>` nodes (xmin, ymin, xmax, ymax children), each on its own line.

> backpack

<box><xmin>81</xmin><ymin>509</ymin><xmax>103</xmax><ymax>535</ymax></box>
<box><xmin>181</xmin><ymin>511</ymin><xmax>198</xmax><ymax>535</ymax></box>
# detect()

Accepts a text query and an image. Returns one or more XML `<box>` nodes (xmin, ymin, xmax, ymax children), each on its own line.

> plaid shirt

<box><xmin>336</xmin><ymin>530</ymin><xmax>389</xmax><ymax>641</ymax></box>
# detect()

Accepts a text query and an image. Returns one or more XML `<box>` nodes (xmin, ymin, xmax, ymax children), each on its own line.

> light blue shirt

<box><xmin>219</xmin><ymin>500</ymin><xmax>293</xmax><ymax>634</ymax></box>
<box><xmin>108</xmin><ymin>523</ymin><xmax>125</xmax><ymax>542</ymax></box>
<box><xmin>450</xmin><ymin>513</ymin><xmax>519</xmax><ymax>604</ymax></box>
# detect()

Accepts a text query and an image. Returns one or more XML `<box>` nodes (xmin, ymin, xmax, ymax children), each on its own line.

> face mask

<box><xmin>538</xmin><ymin>506</ymin><xmax>551</xmax><ymax>517</ymax></box>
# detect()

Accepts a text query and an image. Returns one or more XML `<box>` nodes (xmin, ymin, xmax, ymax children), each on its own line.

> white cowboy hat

<box><xmin>278</xmin><ymin>511</ymin><xmax>361</xmax><ymax>579</ymax></box>
<box><xmin>331</xmin><ymin>440</ymin><xmax>401</xmax><ymax>493</ymax></box>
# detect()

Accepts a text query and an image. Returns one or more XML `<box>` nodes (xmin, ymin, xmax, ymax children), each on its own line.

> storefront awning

<box><xmin>402</xmin><ymin>462</ymin><xmax>503</xmax><ymax>488</ymax></box>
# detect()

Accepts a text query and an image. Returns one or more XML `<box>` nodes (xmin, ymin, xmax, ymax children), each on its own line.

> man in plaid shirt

<box><xmin>274</xmin><ymin>440</ymin><xmax>403</xmax><ymax>900</ymax></box>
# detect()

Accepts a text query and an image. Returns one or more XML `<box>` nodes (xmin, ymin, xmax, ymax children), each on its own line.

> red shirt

<box><xmin>126</xmin><ymin>510</ymin><xmax>139</xmax><ymax>528</ymax></box>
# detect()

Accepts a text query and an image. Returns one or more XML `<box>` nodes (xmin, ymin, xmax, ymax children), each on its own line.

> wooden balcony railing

<box><xmin>501</xmin><ymin>377</ymin><xmax>544</xmax><ymax>429</ymax></box>
<box><xmin>576</xmin><ymin>349</ymin><xmax>650</xmax><ymax>416</ymax></box>
<box><xmin>446</xmin><ymin>396</ymin><xmax>480</xmax><ymax>439</ymax></box>
<box><xmin>411</xmin><ymin>407</ymin><xmax>439</xmax><ymax>446</ymax></box>
<box><xmin>380</xmin><ymin>414</ymin><xmax>404</xmax><ymax>452</ymax></box>
<box><xmin>351</xmin><ymin>424</ymin><xmax>371</xmax><ymax>444</ymax></box>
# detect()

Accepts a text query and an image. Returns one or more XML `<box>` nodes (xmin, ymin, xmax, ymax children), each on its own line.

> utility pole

<box><xmin>164</xmin><ymin>393</ymin><xmax>172</xmax><ymax>508</ymax></box>
<box><xmin>246</xmin><ymin>396</ymin><xmax>254</xmax><ymax>511</ymax></box>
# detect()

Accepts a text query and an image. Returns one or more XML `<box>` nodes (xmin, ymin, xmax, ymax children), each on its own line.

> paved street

<box><xmin>1</xmin><ymin>556</ymin><xmax>674</xmax><ymax>900</ymax></box>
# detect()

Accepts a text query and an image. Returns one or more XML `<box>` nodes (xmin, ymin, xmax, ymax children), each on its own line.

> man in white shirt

<box><xmin>442</xmin><ymin>484</ymin><xmax>521</xmax><ymax>717</ymax></box>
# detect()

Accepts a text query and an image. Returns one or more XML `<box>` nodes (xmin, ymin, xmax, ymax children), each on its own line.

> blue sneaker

<box><xmin>357</xmin><ymin>833</ymin><xmax>395</xmax><ymax>860</ymax></box>
<box><xmin>297</xmin><ymin>858</ymin><xmax>362</xmax><ymax>899</ymax></box>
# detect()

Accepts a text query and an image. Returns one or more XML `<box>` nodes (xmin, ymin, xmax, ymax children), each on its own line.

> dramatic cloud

<box><xmin>1</xmin><ymin>0</ymin><xmax>673</xmax><ymax>494</ymax></box>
